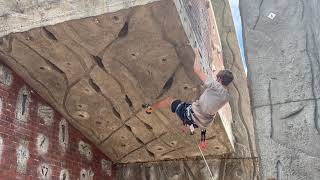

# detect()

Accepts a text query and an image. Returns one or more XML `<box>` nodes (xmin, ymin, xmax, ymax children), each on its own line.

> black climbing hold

<box><xmin>125</xmin><ymin>95</ymin><xmax>133</xmax><ymax>107</ymax></box>
<box><xmin>43</xmin><ymin>27</ymin><xmax>57</xmax><ymax>41</ymax></box>
<box><xmin>113</xmin><ymin>16</ymin><xmax>119</xmax><ymax>21</ymax></box>
<box><xmin>92</xmin><ymin>55</ymin><xmax>105</xmax><ymax>69</ymax></box>
<box><xmin>118</xmin><ymin>22</ymin><xmax>129</xmax><ymax>38</ymax></box>
<box><xmin>125</xmin><ymin>125</ymin><xmax>132</xmax><ymax>132</ymax></box>
<box><xmin>143</xmin><ymin>122</ymin><xmax>153</xmax><ymax>130</ymax></box>
<box><xmin>88</xmin><ymin>79</ymin><xmax>101</xmax><ymax>93</ymax></box>
<box><xmin>112</xmin><ymin>107</ymin><xmax>121</xmax><ymax>119</ymax></box>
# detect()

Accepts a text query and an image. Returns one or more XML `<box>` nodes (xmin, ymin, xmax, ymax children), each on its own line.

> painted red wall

<box><xmin>0</xmin><ymin>63</ymin><xmax>114</xmax><ymax>180</ymax></box>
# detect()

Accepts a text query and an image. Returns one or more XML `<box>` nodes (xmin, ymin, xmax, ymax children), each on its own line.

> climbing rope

<box><xmin>198</xmin><ymin>145</ymin><xmax>215</xmax><ymax>180</ymax></box>
<box><xmin>189</xmin><ymin>134</ymin><xmax>215</xmax><ymax>180</ymax></box>
<box><xmin>142</xmin><ymin>103</ymin><xmax>215</xmax><ymax>179</ymax></box>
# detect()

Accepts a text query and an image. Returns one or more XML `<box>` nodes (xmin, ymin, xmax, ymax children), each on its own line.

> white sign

<box><xmin>267</xmin><ymin>12</ymin><xmax>276</xmax><ymax>20</ymax></box>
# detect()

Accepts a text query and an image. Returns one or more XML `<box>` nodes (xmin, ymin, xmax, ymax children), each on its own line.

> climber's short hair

<box><xmin>216</xmin><ymin>70</ymin><xmax>234</xmax><ymax>86</ymax></box>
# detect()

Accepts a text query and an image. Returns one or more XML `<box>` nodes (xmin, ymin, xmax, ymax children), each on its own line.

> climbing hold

<box><xmin>142</xmin><ymin>104</ymin><xmax>153</xmax><ymax>114</ymax></box>
<box><xmin>118</xmin><ymin>21</ymin><xmax>129</xmax><ymax>37</ymax></box>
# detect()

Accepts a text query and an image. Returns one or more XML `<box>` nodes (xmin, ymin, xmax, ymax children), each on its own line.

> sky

<box><xmin>228</xmin><ymin>0</ymin><xmax>247</xmax><ymax>73</ymax></box>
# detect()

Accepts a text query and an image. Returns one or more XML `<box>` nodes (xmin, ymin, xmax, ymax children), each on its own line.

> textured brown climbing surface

<box><xmin>0</xmin><ymin>0</ymin><xmax>233</xmax><ymax>163</ymax></box>
<box><xmin>116</xmin><ymin>0</ymin><xmax>258</xmax><ymax>179</ymax></box>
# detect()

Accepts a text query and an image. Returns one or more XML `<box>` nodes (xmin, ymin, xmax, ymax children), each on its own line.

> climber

<box><xmin>144</xmin><ymin>48</ymin><xmax>234</xmax><ymax>150</ymax></box>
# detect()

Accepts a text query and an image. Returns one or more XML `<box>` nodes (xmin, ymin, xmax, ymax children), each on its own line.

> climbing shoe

<box><xmin>200</xmin><ymin>129</ymin><xmax>207</xmax><ymax>150</ymax></box>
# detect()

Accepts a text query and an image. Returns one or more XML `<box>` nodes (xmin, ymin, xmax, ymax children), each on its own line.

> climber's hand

<box><xmin>193</xmin><ymin>48</ymin><xmax>202</xmax><ymax>74</ymax></box>
<box><xmin>193</xmin><ymin>48</ymin><xmax>208</xmax><ymax>83</ymax></box>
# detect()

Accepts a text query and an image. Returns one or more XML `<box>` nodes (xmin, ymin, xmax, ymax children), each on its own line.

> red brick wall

<box><xmin>0</xmin><ymin>63</ymin><xmax>114</xmax><ymax>180</ymax></box>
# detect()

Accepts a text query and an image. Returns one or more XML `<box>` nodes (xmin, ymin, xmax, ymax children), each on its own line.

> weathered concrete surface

<box><xmin>117</xmin><ymin>159</ymin><xmax>256</xmax><ymax>180</ymax></box>
<box><xmin>212</xmin><ymin>0</ymin><xmax>259</xmax><ymax>178</ymax></box>
<box><xmin>240</xmin><ymin>0</ymin><xmax>320</xmax><ymax>179</ymax></box>
<box><xmin>0</xmin><ymin>0</ymin><xmax>160</xmax><ymax>38</ymax></box>
<box><xmin>0</xmin><ymin>0</ymin><xmax>234</xmax><ymax>163</ymax></box>
<box><xmin>117</xmin><ymin>0</ymin><xmax>258</xmax><ymax>179</ymax></box>
<box><xmin>117</xmin><ymin>159</ymin><xmax>223</xmax><ymax>180</ymax></box>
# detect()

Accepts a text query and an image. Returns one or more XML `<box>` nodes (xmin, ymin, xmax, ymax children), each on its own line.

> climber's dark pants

<box><xmin>171</xmin><ymin>100</ymin><xmax>198</xmax><ymax>128</ymax></box>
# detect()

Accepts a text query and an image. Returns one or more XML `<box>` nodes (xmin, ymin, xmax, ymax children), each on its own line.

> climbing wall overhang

<box><xmin>0</xmin><ymin>0</ymin><xmax>233</xmax><ymax>163</ymax></box>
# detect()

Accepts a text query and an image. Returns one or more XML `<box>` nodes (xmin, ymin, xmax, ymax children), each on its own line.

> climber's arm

<box><xmin>193</xmin><ymin>49</ymin><xmax>208</xmax><ymax>83</ymax></box>
<box><xmin>144</xmin><ymin>96</ymin><xmax>176</xmax><ymax>114</ymax></box>
<box><xmin>150</xmin><ymin>96</ymin><xmax>175</xmax><ymax>110</ymax></box>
